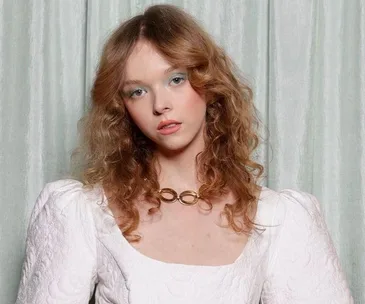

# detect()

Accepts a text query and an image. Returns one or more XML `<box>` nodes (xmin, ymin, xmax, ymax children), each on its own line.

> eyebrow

<box><xmin>123</xmin><ymin>66</ymin><xmax>180</xmax><ymax>86</ymax></box>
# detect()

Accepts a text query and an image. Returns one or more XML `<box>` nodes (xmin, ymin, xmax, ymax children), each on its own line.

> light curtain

<box><xmin>0</xmin><ymin>0</ymin><xmax>363</xmax><ymax>303</ymax></box>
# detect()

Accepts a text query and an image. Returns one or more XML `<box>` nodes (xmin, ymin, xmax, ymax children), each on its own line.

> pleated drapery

<box><xmin>1</xmin><ymin>1</ymin><xmax>364</xmax><ymax>303</ymax></box>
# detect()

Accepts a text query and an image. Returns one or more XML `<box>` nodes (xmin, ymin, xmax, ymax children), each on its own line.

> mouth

<box><xmin>157</xmin><ymin>120</ymin><xmax>182</xmax><ymax>135</ymax></box>
<box><xmin>157</xmin><ymin>120</ymin><xmax>182</xmax><ymax>130</ymax></box>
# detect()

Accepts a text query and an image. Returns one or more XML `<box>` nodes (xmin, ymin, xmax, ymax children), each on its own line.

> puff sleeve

<box><xmin>16</xmin><ymin>180</ymin><xmax>98</xmax><ymax>304</ymax></box>
<box><xmin>261</xmin><ymin>190</ymin><xmax>354</xmax><ymax>303</ymax></box>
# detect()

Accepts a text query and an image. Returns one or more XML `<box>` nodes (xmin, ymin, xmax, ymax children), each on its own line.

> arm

<box><xmin>16</xmin><ymin>180</ymin><xmax>97</xmax><ymax>304</ymax></box>
<box><xmin>261</xmin><ymin>190</ymin><xmax>354</xmax><ymax>304</ymax></box>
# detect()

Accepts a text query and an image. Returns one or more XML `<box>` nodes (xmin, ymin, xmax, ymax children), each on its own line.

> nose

<box><xmin>152</xmin><ymin>88</ymin><xmax>172</xmax><ymax>115</ymax></box>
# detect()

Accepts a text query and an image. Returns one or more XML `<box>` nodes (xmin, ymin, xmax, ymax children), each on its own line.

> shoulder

<box><xmin>38</xmin><ymin>178</ymin><xmax>102</xmax><ymax>202</ymax></box>
<box><xmin>18</xmin><ymin>179</ymin><xmax>99</xmax><ymax>303</ymax></box>
<box><xmin>277</xmin><ymin>188</ymin><xmax>322</xmax><ymax>226</ymax></box>
<box><xmin>26</xmin><ymin>178</ymin><xmax>103</xmax><ymax>256</ymax></box>
<box><xmin>260</xmin><ymin>189</ymin><xmax>354</xmax><ymax>302</ymax></box>
<box><xmin>257</xmin><ymin>186</ymin><xmax>323</xmax><ymax>228</ymax></box>
<box><xmin>29</xmin><ymin>179</ymin><xmax>105</xmax><ymax>228</ymax></box>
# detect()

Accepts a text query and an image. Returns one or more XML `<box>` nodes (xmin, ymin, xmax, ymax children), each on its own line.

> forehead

<box><xmin>124</xmin><ymin>40</ymin><xmax>171</xmax><ymax>81</ymax></box>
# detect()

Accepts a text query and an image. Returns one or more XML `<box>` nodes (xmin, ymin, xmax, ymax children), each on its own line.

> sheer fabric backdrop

<box><xmin>0</xmin><ymin>0</ymin><xmax>363</xmax><ymax>303</ymax></box>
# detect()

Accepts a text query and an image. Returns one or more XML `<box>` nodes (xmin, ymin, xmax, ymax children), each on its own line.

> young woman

<box><xmin>16</xmin><ymin>4</ymin><xmax>354</xmax><ymax>304</ymax></box>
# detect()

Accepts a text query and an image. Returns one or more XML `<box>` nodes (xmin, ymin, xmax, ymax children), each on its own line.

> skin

<box><xmin>122</xmin><ymin>40</ymin><xmax>206</xmax><ymax>193</ymax></box>
<box><xmin>111</xmin><ymin>40</ymin><xmax>252</xmax><ymax>266</ymax></box>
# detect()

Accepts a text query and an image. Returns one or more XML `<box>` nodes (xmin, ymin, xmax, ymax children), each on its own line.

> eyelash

<box><xmin>128</xmin><ymin>88</ymin><xmax>145</xmax><ymax>98</ymax></box>
<box><xmin>170</xmin><ymin>75</ymin><xmax>186</xmax><ymax>86</ymax></box>
<box><xmin>126</xmin><ymin>74</ymin><xmax>187</xmax><ymax>99</ymax></box>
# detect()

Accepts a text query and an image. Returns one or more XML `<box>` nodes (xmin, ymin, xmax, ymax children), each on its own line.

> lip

<box><xmin>157</xmin><ymin>120</ymin><xmax>182</xmax><ymax>135</ymax></box>
<box><xmin>157</xmin><ymin>120</ymin><xmax>181</xmax><ymax>130</ymax></box>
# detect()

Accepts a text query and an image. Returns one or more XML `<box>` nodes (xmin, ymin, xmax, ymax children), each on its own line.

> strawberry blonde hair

<box><xmin>73</xmin><ymin>4</ymin><xmax>264</xmax><ymax>241</ymax></box>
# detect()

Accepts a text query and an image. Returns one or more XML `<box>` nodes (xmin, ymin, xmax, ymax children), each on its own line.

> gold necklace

<box><xmin>158</xmin><ymin>188</ymin><xmax>200</xmax><ymax>206</ymax></box>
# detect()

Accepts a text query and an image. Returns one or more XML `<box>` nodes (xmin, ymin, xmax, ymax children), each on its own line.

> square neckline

<box><xmin>100</xmin><ymin>185</ymin><xmax>265</xmax><ymax>269</ymax></box>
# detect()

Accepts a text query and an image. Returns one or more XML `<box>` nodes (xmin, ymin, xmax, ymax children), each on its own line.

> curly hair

<box><xmin>73</xmin><ymin>4</ymin><xmax>265</xmax><ymax>242</ymax></box>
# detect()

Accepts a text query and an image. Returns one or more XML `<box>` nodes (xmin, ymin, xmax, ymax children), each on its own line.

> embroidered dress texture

<box><xmin>16</xmin><ymin>179</ymin><xmax>354</xmax><ymax>304</ymax></box>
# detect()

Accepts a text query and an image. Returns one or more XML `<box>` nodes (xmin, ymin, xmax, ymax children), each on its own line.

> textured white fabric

<box><xmin>16</xmin><ymin>179</ymin><xmax>354</xmax><ymax>304</ymax></box>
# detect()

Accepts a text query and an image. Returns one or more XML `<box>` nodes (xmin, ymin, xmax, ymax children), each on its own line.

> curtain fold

<box><xmin>267</xmin><ymin>1</ymin><xmax>364</xmax><ymax>299</ymax></box>
<box><xmin>0</xmin><ymin>0</ymin><xmax>363</xmax><ymax>302</ymax></box>
<box><xmin>0</xmin><ymin>0</ymin><xmax>87</xmax><ymax>301</ymax></box>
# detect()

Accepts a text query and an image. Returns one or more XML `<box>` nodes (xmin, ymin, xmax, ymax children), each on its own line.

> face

<box><xmin>122</xmin><ymin>40</ymin><xmax>207</xmax><ymax>155</ymax></box>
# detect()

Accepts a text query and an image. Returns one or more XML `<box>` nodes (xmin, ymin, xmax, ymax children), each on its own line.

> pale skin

<box><xmin>108</xmin><ymin>40</ymin><xmax>260</xmax><ymax>266</ymax></box>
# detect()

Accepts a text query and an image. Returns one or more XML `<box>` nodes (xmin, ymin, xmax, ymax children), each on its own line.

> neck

<box><xmin>155</xmin><ymin>145</ymin><xmax>203</xmax><ymax>192</ymax></box>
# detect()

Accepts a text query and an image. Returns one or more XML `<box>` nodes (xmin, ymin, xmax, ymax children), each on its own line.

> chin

<box><xmin>156</xmin><ymin>136</ymin><xmax>204</xmax><ymax>156</ymax></box>
<box><xmin>149</xmin><ymin>124</ymin><xmax>206</xmax><ymax>156</ymax></box>
<box><xmin>157</xmin><ymin>141</ymin><xmax>190</xmax><ymax>154</ymax></box>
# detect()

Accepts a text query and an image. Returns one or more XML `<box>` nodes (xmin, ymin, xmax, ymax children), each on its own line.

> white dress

<box><xmin>16</xmin><ymin>179</ymin><xmax>354</xmax><ymax>304</ymax></box>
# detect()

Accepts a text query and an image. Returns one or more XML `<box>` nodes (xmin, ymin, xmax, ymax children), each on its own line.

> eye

<box><xmin>170</xmin><ymin>75</ymin><xmax>186</xmax><ymax>86</ymax></box>
<box><xmin>129</xmin><ymin>88</ymin><xmax>147</xmax><ymax>99</ymax></box>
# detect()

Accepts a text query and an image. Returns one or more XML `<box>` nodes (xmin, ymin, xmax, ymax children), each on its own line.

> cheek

<box><xmin>125</xmin><ymin>104</ymin><xmax>149</xmax><ymax>131</ymax></box>
<box><xmin>180</xmin><ymin>82</ymin><xmax>206</xmax><ymax>108</ymax></box>
<box><xmin>185</xmin><ymin>91</ymin><xmax>207</xmax><ymax>115</ymax></box>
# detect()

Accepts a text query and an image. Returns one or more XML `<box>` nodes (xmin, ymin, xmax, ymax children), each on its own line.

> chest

<box><xmin>95</xmin><ymin>214</ymin><xmax>268</xmax><ymax>304</ymax></box>
<box><xmin>129</xmin><ymin>203</ymin><xmax>251</xmax><ymax>266</ymax></box>
<box><xmin>95</xmin><ymin>192</ymin><xmax>270</xmax><ymax>303</ymax></box>
<box><xmin>96</xmin><ymin>239</ymin><xmax>265</xmax><ymax>304</ymax></box>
